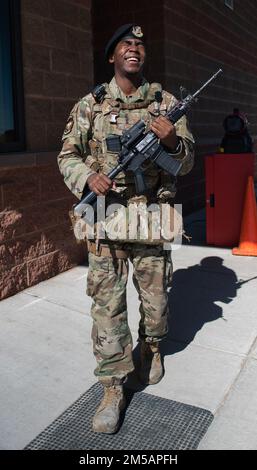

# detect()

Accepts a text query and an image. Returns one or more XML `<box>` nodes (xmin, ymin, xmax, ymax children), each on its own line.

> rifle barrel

<box><xmin>192</xmin><ymin>68</ymin><xmax>223</xmax><ymax>100</ymax></box>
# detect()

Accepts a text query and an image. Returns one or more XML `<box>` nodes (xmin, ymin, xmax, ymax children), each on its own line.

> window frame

<box><xmin>0</xmin><ymin>0</ymin><xmax>25</xmax><ymax>154</ymax></box>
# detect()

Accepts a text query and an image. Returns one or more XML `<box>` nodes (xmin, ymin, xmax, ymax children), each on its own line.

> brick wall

<box><xmin>0</xmin><ymin>0</ymin><xmax>93</xmax><ymax>300</ymax></box>
<box><xmin>92</xmin><ymin>0</ymin><xmax>165</xmax><ymax>86</ymax></box>
<box><xmin>163</xmin><ymin>0</ymin><xmax>257</xmax><ymax>212</ymax></box>
<box><xmin>0</xmin><ymin>153</ymin><xmax>87</xmax><ymax>299</ymax></box>
<box><xmin>21</xmin><ymin>0</ymin><xmax>93</xmax><ymax>151</ymax></box>
<box><xmin>92</xmin><ymin>0</ymin><xmax>257</xmax><ymax>213</ymax></box>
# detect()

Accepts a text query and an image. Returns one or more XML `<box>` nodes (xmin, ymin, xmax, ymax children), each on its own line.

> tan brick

<box><xmin>0</xmin><ymin>199</ymin><xmax>74</xmax><ymax>243</ymax></box>
<box><xmin>0</xmin><ymin>209</ymin><xmax>23</xmax><ymax>243</ymax></box>
<box><xmin>2</xmin><ymin>168</ymin><xmax>41</xmax><ymax>209</ymax></box>
<box><xmin>0</xmin><ymin>187</ymin><xmax>3</xmax><ymax>212</ymax></box>
<box><xmin>23</xmin><ymin>43</ymin><xmax>51</xmax><ymax>71</ymax></box>
<box><xmin>43</xmin><ymin>224</ymin><xmax>75</xmax><ymax>255</ymax></box>
<box><xmin>39</xmin><ymin>199</ymin><xmax>75</xmax><ymax>228</ymax></box>
<box><xmin>50</xmin><ymin>0</ymin><xmax>79</xmax><ymax>28</ymax></box>
<box><xmin>0</xmin><ymin>233</ymin><xmax>46</xmax><ymax>269</ymax></box>
<box><xmin>25</xmin><ymin>97</ymin><xmax>52</xmax><ymax>122</ymax></box>
<box><xmin>26</xmin><ymin>244</ymin><xmax>85</xmax><ymax>287</ymax></box>
<box><xmin>46</xmin><ymin>121</ymin><xmax>66</xmax><ymax>151</ymax></box>
<box><xmin>52</xmin><ymin>99</ymin><xmax>75</xmax><ymax>122</ymax></box>
<box><xmin>21</xmin><ymin>13</ymin><xmax>45</xmax><ymax>44</ymax></box>
<box><xmin>44</xmin><ymin>72</ymin><xmax>67</xmax><ymax>97</ymax></box>
<box><xmin>22</xmin><ymin>0</ymin><xmax>51</xmax><ymax>18</ymax></box>
<box><xmin>44</xmin><ymin>222</ymin><xmax>77</xmax><ymax>253</ymax></box>
<box><xmin>27</xmin><ymin>251</ymin><xmax>59</xmax><ymax>286</ymax></box>
<box><xmin>72</xmin><ymin>0</ymin><xmax>91</xmax><ymax>7</ymax></box>
<box><xmin>39</xmin><ymin>164</ymin><xmax>70</xmax><ymax>199</ymax></box>
<box><xmin>66</xmin><ymin>75</ymin><xmax>91</xmax><ymax>100</ymax></box>
<box><xmin>56</xmin><ymin>242</ymin><xmax>86</xmax><ymax>272</ymax></box>
<box><xmin>66</xmin><ymin>29</ymin><xmax>91</xmax><ymax>52</ymax></box>
<box><xmin>23</xmin><ymin>68</ymin><xmax>45</xmax><ymax>96</ymax></box>
<box><xmin>78</xmin><ymin>7</ymin><xmax>91</xmax><ymax>31</ymax></box>
<box><xmin>79</xmin><ymin>54</ymin><xmax>93</xmax><ymax>79</ymax></box>
<box><xmin>0</xmin><ymin>263</ymin><xmax>28</xmax><ymax>300</ymax></box>
<box><xmin>51</xmin><ymin>48</ymin><xmax>80</xmax><ymax>74</ymax></box>
<box><xmin>26</xmin><ymin>120</ymin><xmax>48</xmax><ymax>152</ymax></box>
<box><xmin>44</xmin><ymin>19</ymin><xmax>67</xmax><ymax>49</ymax></box>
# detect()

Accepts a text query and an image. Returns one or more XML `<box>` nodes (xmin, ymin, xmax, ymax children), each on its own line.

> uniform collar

<box><xmin>107</xmin><ymin>76</ymin><xmax>149</xmax><ymax>103</ymax></box>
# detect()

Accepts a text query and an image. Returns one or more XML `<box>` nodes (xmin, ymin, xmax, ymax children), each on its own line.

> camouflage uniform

<box><xmin>58</xmin><ymin>77</ymin><xmax>194</xmax><ymax>385</ymax></box>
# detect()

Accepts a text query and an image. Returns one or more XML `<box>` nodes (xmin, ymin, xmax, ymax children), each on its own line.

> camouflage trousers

<box><xmin>86</xmin><ymin>243</ymin><xmax>173</xmax><ymax>386</ymax></box>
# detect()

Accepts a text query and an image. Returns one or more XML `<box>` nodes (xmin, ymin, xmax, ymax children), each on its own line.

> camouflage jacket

<box><xmin>57</xmin><ymin>77</ymin><xmax>195</xmax><ymax>201</ymax></box>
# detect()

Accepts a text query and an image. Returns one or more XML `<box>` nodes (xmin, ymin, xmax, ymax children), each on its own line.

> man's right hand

<box><xmin>87</xmin><ymin>173</ymin><xmax>112</xmax><ymax>195</ymax></box>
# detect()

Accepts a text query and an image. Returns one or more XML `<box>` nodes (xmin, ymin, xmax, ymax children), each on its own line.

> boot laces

<box><xmin>143</xmin><ymin>342</ymin><xmax>159</xmax><ymax>355</ymax></box>
<box><xmin>102</xmin><ymin>386</ymin><xmax>122</xmax><ymax>408</ymax></box>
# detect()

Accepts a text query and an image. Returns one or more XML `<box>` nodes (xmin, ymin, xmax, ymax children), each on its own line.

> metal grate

<box><xmin>25</xmin><ymin>383</ymin><xmax>213</xmax><ymax>450</ymax></box>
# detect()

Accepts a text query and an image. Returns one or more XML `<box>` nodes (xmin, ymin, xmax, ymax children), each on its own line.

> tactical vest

<box><xmin>70</xmin><ymin>83</ymin><xmax>181</xmax><ymax>245</ymax></box>
<box><xmin>88</xmin><ymin>82</ymin><xmax>169</xmax><ymax>194</ymax></box>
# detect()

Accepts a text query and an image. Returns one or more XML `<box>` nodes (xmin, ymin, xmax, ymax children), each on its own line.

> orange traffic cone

<box><xmin>232</xmin><ymin>176</ymin><xmax>257</xmax><ymax>256</ymax></box>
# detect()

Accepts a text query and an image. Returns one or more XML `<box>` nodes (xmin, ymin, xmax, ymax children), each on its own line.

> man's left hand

<box><xmin>150</xmin><ymin>115</ymin><xmax>178</xmax><ymax>150</ymax></box>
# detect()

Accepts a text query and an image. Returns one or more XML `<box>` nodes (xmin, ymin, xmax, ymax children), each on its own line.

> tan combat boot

<box><xmin>139</xmin><ymin>341</ymin><xmax>164</xmax><ymax>385</ymax></box>
<box><xmin>92</xmin><ymin>385</ymin><xmax>126</xmax><ymax>434</ymax></box>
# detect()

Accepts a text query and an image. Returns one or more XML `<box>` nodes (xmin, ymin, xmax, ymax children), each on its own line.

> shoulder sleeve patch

<box><xmin>63</xmin><ymin>116</ymin><xmax>74</xmax><ymax>135</ymax></box>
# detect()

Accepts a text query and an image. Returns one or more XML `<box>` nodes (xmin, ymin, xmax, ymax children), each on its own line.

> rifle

<box><xmin>75</xmin><ymin>69</ymin><xmax>222</xmax><ymax>218</ymax></box>
<box><xmin>236</xmin><ymin>276</ymin><xmax>257</xmax><ymax>288</ymax></box>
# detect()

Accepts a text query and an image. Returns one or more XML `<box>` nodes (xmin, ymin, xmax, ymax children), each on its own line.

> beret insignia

<box><xmin>132</xmin><ymin>26</ymin><xmax>143</xmax><ymax>38</ymax></box>
<box><xmin>105</xmin><ymin>24</ymin><xmax>145</xmax><ymax>60</ymax></box>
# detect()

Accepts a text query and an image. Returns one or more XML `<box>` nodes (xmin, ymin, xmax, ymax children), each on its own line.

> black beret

<box><xmin>105</xmin><ymin>24</ymin><xmax>144</xmax><ymax>60</ymax></box>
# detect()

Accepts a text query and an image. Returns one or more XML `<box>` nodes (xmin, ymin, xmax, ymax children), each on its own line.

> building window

<box><xmin>0</xmin><ymin>0</ymin><xmax>25</xmax><ymax>153</ymax></box>
<box><xmin>225</xmin><ymin>0</ymin><xmax>234</xmax><ymax>10</ymax></box>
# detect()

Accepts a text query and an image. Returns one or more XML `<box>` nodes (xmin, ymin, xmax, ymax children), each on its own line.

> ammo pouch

<box><xmin>69</xmin><ymin>209</ymin><xmax>86</xmax><ymax>245</ymax></box>
<box><xmin>106</xmin><ymin>134</ymin><xmax>122</xmax><ymax>153</ymax></box>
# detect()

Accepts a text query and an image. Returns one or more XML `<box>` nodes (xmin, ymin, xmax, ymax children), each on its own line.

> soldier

<box><xmin>58</xmin><ymin>24</ymin><xmax>194</xmax><ymax>434</ymax></box>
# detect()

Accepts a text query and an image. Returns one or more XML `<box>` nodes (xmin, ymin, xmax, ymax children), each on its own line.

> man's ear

<box><xmin>108</xmin><ymin>54</ymin><xmax>114</xmax><ymax>64</ymax></box>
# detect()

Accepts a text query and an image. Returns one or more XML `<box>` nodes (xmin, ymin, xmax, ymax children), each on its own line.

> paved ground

<box><xmin>1</xmin><ymin>211</ymin><xmax>257</xmax><ymax>450</ymax></box>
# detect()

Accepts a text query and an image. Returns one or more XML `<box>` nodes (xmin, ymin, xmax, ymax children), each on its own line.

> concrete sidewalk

<box><xmin>1</xmin><ymin>215</ymin><xmax>257</xmax><ymax>450</ymax></box>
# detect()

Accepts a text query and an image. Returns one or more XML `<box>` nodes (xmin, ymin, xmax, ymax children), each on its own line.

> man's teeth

<box><xmin>127</xmin><ymin>58</ymin><xmax>139</xmax><ymax>62</ymax></box>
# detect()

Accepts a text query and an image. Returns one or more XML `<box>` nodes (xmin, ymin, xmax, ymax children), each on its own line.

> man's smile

<box><xmin>125</xmin><ymin>56</ymin><xmax>140</xmax><ymax>63</ymax></box>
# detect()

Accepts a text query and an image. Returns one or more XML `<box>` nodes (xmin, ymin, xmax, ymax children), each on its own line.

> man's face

<box><xmin>109</xmin><ymin>37</ymin><xmax>146</xmax><ymax>76</ymax></box>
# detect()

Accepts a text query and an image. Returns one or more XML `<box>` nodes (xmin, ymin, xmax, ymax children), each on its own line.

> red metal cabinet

<box><xmin>205</xmin><ymin>153</ymin><xmax>255</xmax><ymax>247</ymax></box>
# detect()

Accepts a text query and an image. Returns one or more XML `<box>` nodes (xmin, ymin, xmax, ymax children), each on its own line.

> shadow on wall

<box><xmin>163</xmin><ymin>256</ymin><xmax>238</xmax><ymax>354</ymax></box>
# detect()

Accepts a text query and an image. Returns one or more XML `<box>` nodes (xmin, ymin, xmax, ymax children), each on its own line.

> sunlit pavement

<box><xmin>1</xmin><ymin>210</ymin><xmax>257</xmax><ymax>450</ymax></box>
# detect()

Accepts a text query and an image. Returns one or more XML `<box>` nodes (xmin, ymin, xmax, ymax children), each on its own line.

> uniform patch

<box><xmin>110</xmin><ymin>112</ymin><xmax>119</xmax><ymax>123</ymax></box>
<box><xmin>64</xmin><ymin>116</ymin><xmax>74</xmax><ymax>135</ymax></box>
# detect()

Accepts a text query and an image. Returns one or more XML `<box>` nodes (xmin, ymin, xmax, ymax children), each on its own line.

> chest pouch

<box><xmin>106</xmin><ymin>135</ymin><xmax>122</xmax><ymax>153</ymax></box>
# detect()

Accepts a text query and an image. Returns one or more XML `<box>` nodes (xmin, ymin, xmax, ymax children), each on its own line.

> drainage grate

<box><xmin>25</xmin><ymin>383</ymin><xmax>213</xmax><ymax>450</ymax></box>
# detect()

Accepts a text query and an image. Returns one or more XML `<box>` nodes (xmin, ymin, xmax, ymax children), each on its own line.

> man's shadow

<box><xmin>126</xmin><ymin>256</ymin><xmax>238</xmax><ymax>394</ymax></box>
<box><xmin>164</xmin><ymin>256</ymin><xmax>238</xmax><ymax>354</ymax></box>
